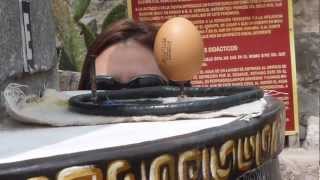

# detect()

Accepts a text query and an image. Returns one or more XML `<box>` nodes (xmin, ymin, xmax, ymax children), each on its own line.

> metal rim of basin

<box><xmin>68</xmin><ymin>86</ymin><xmax>264</xmax><ymax>116</ymax></box>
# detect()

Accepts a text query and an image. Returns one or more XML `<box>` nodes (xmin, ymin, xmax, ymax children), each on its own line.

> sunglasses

<box><xmin>89</xmin><ymin>74</ymin><xmax>168</xmax><ymax>90</ymax></box>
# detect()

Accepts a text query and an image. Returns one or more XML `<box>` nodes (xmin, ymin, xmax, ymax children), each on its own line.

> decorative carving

<box><xmin>178</xmin><ymin>149</ymin><xmax>201</xmax><ymax>180</ymax></box>
<box><xmin>25</xmin><ymin>116</ymin><xmax>284</xmax><ymax>180</ymax></box>
<box><xmin>150</xmin><ymin>154</ymin><xmax>175</xmax><ymax>180</ymax></box>
<box><xmin>162</xmin><ymin>167</ymin><xmax>169</xmax><ymax>180</ymax></box>
<box><xmin>57</xmin><ymin>166</ymin><xmax>102</xmax><ymax>180</ymax></box>
<box><xmin>244</xmin><ymin>137</ymin><xmax>252</xmax><ymax>160</ymax></box>
<box><xmin>141</xmin><ymin>161</ymin><xmax>147</xmax><ymax>180</ymax></box>
<box><xmin>237</xmin><ymin>137</ymin><xmax>253</xmax><ymax>171</ymax></box>
<box><xmin>262</xmin><ymin>124</ymin><xmax>272</xmax><ymax>154</ymax></box>
<box><xmin>107</xmin><ymin>160</ymin><xmax>135</xmax><ymax>180</ymax></box>
<box><xmin>249</xmin><ymin>135</ymin><xmax>256</xmax><ymax>160</ymax></box>
<box><xmin>27</xmin><ymin>177</ymin><xmax>49</xmax><ymax>180</ymax></box>
<box><xmin>210</xmin><ymin>140</ymin><xmax>235</xmax><ymax>179</ymax></box>
<box><xmin>255</xmin><ymin>131</ymin><xmax>262</xmax><ymax>166</ymax></box>
<box><xmin>202</xmin><ymin>149</ymin><xmax>210</xmax><ymax>180</ymax></box>
<box><xmin>271</xmin><ymin>119</ymin><xmax>279</xmax><ymax>155</ymax></box>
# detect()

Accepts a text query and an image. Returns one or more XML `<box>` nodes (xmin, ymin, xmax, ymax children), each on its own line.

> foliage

<box><xmin>53</xmin><ymin>0</ymin><xmax>128</xmax><ymax>71</ymax></box>
<box><xmin>53</xmin><ymin>0</ymin><xmax>87</xmax><ymax>71</ymax></box>
<box><xmin>102</xmin><ymin>3</ymin><xmax>127</xmax><ymax>30</ymax></box>
<box><xmin>77</xmin><ymin>21</ymin><xmax>96</xmax><ymax>48</ymax></box>
<box><xmin>73</xmin><ymin>0</ymin><xmax>91</xmax><ymax>22</ymax></box>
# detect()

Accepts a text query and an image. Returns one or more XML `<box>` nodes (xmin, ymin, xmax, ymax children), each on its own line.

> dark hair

<box><xmin>78</xmin><ymin>19</ymin><xmax>158</xmax><ymax>90</ymax></box>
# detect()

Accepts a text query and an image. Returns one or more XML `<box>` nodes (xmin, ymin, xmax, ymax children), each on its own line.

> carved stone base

<box><xmin>0</xmin><ymin>97</ymin><xmax>285</xmax><ymax>180</ymax></box>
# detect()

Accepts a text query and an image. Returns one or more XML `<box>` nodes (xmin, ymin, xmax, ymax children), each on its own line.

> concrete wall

<box><xmin>293</xmin><ymin>0</ymin><xmax>320</xmax><ymax>145</ymax></box>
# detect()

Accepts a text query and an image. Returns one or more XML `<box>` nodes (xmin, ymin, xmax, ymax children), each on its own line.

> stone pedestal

<box><xmin>0</xmin><ymin>0</ymin><xmax>57</xmax><ymax>119</ymax></box>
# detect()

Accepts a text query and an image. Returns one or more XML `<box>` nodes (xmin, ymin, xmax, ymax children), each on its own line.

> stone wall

<box><xmin>279</xmin><ymin>1</ymin><xmax>320</xmax><ymax>178</ymax></box>
<box><xmin>0</xmin><ymin>0</ymin><xmax>58</xmax><ymax>120</ymax></box>
<box><xmin>293</xmin><ymin>0</ymin><xmax>320</xmax><ymax>146</ymax></box>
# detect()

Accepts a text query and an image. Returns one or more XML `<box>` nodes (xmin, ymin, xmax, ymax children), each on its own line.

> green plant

<box><xmin>53</xmin><ymin>0</ymin><xmax>128</xmax><ymax>71</ymax></box>
<box><xmin>102</xmin><ymin>3</ymin><xmax>127</xmax><ymax>30</ymax></box>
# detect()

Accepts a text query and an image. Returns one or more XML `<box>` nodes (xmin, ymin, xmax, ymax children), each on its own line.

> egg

<box><xmin>154</xmin><ymin>17</ymin><xmax>204</xmax><ymax>81</ymax></box>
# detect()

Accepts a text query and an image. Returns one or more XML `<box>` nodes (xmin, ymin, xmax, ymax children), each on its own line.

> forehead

<box><xmin>108</xmin><ymin>40</ymin><xmax>153</xmax><ymax>60</ymax></box>
<box><xmin>96</xmin><ymin>40</ymin><xmax>156</xmax><ymax>70</ymax></box>
<box><xmin>95</xmin><ymin>40</ymin><xmax>166</xmax><ymax>82</ymax></box>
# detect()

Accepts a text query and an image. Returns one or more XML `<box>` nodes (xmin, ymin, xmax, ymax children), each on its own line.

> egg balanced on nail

<box><xmin>154</xmin><ymin>17</ymin><xmax>204</xmax><ymax>82</ymax></box>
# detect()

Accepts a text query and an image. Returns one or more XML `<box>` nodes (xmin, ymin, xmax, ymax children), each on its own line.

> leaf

<box><xmin>53</xmin><ymin>0</ymin><xmax>87</xmax><ymax>71</ymax></box>
<box><xmin>73</xmin><ymin>0</ymin><xmax>91</xmax><ymax>22</ymax></box>
<box><xmin>58</xmin><ymin>47</ymin><xmax>78</xmax><ymax>71</ymax></box>
<box><xmin>102</xmin><ymin>3</ymin><xmax>127</xmax><ymax>30</ymax></box>
<box><xmin>77</xmin><ymin>22</ymin><xmax>96</xmax><ymax>48</ymax></box>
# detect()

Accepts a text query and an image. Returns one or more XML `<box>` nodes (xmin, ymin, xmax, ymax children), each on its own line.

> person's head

<box><xmin>78</xmin><ymin>19</ymin><xmax>167</xmax><ymax>90</ymax></box>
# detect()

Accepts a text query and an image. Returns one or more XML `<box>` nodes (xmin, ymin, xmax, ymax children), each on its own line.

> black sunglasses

<box><xmin>89</xmin><ymin>74</ymin><xmax>168</xmax><ymax>90</ymax></box>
